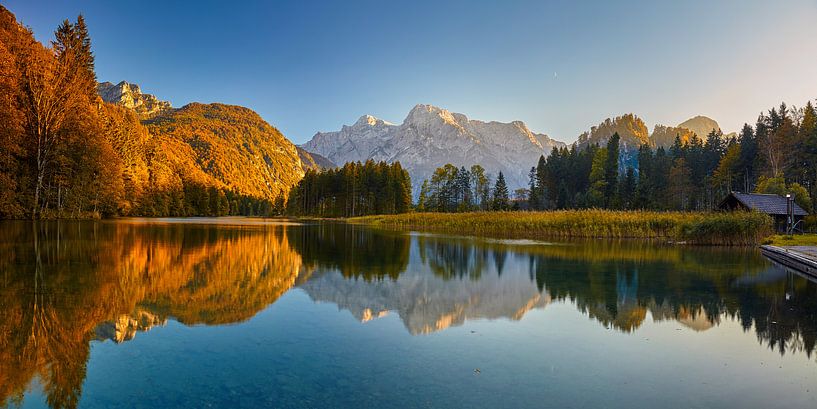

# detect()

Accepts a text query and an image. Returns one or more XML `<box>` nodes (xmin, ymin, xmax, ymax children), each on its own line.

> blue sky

<box><xmin>6</xmin><ymin>0</ymin><xmax>817</xmax><ymax>144</ymax></box>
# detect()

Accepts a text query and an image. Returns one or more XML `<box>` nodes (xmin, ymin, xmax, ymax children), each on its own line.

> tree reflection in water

<box><xmin>0</xmin><ymin>220</ymin><xmax>815</xmax><ymax>408</ymax></box>
<box><xmin>0</xmin><ymin>220</ymin><xmax>303</xmax><ymax>408</ymax></box>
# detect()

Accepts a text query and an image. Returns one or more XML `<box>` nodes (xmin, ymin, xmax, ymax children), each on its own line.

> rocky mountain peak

<box><xmin>98</xmin><ymin>80</ymin><xmax>171</xmax><ymax>119</ymax></box>
<box><xmin>352</xmin><ymin>114</ymin><xmax>393</xmax><ymax>129</ymax></box>
<box><xmin>677</xmin><ymin>115</ymin><xmax>721</xmax><ymax>139</ymax></box>
<box><xmin>405</xmin><ymin>104</ymin><xmax>463</xmax><ymax>129</ymax></box>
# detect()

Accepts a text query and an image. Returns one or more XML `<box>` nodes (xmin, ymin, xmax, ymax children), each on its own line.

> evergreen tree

<box><xmin>737</xmin><ymin>123</ymin><xmax>758</xmax><ymax>192</ymax></box>
<box><xmin>653</xmin><ymin>147</ymin><xmax>672</xmax><ymax>209</ymax></box>
<box><xmin>634</xmin><ymin>145</ymin><xmax>653</xmax><ymax>209</ymax></box>
<box><xmin>527</xmin><ymin>166</ymin><xmax>538</xmax><ymax>210</ymax></box>
<box><xmin>491</xmin><ymin>172</ymin><xmax>510</xmax><ymax>210</ymax></box>
<box><xmin>587</xmin><ymin>147</ymin><xmax>608</xmax><ymax>207</ymax></box>
<box><xmin>286</xmin><ymin>161</ymin><xmax>412</xmax><ymax>217</ymax></box>
<box><xmin>455</xmin><ymin>166</ymin><xmax>472</xmax><ymax>211</ymax></box>
<box><xmin>417</xmin><ymin>179</ymin><xmax>430</xmax><ymax>212</ymax></box>
<box><xmin>620</xmin><ymin>166</ymin><xmax>636</xmax><ymax>209</ymax></box>
<box><xmin>669</xmin><ymin>158</ymin><xmax>693</xmax><ymax>210</ymax></box>
<box><xmin>799</xmin><ymin>101</ymin><xmax>817</xmax><ymax>208</ymax></box>
<box><xmin>535</xmin><ymin>155</ymin><xmax>548</xmax><ymax>209</ymax></box>
<box><xmin>604</xmin><ymin>133</ymin><xmax>620</xmax><ymax>206</ymax></box>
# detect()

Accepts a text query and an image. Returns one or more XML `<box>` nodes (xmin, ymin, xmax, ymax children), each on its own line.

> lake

<box><xmin>1</xmin><ymin>218</ymin><xmax>815</xmax><ymax>408</ymax></box>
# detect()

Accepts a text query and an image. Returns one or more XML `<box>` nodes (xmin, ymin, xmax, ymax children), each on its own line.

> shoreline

<box><xmin>2</xmin><ymin>210</ymin><xmax>780</xmax><ymax>246</ymax></box>
<box><xmin>349</xmin><ymin>210</ymin><xmax>774</xmax><ymax>246</ymax></box>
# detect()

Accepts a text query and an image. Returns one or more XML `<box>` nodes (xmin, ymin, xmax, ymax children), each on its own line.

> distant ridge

<box><xmin>302</xmin><ymin>104</ymin><xmax>566</xmax><ymax>191</ymax></box>
<box><xmin>297</xmin><ymin>148</ymin><xmax>336</xmax><ymax>171</ymax></box>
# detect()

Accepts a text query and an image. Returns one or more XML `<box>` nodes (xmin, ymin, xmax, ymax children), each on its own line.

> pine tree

<box><xmin>416</xmin><ymin>179</ymin><xmax>428</xmax><ymax>212</ymax></box>
<box><xmin>620</xmin><ymin>166</ymin><xmax>636</xmax><ymax>209</ymax></box>
<box><xmin>653</xmin><ymin>147</ymin><xmax>672</xmax><ymax>209</ymax></box>
<box><xmin>587</xmin><ymin>147</ymin><xmax>607</xmax><ymax>207</ymax></box>
<box><xmin>455</xmin><ymin>166</ymin><xmax>472</xmax><ymax>211</ymax></box>
<box><xmin>604</xmin><ymin>133</ymin><xmax>620</xmax><ymax>207</ymax></box>
<box><xmin>394</xmin><ymin>163</ymin><xmax>412</xmax><ymax>213</ymax></box>
<box><xmin>527</xmin><ymin>166</ymin><xmax>538</xmax><ymax>210</ymax></box>
<box><xmin>491</xmin><ymin>172</ymin><xmax>510</xmax><ymax>211</ymax></box>
<box><xmin>634</xmin><ymin>145</ymin><xmax>653</xmax><ymax>209</ymax></box>
<box><xmin>737</xmin><ymin>123</ymin><xmax>757</xmax><ymax>192</ymax></box>
<box><xmin>669</xmin><ymin>158</ymin><xmax>693</xmax><ymax>210</ymax></box>
<box><xmin>535</xmin><ymin>155</ymin><xmax>548</xmax><ymax>209</ymax></box>
<box><xmin>799</xmin><ymin>101</ymin><xmax>817</xmax><ymax>207</ymax></box>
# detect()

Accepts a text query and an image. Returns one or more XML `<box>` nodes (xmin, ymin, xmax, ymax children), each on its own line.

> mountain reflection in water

<box><xmin>0</xmin><ymin>219</ymin><xmax>816</xmax><ymax>408</ymax></box>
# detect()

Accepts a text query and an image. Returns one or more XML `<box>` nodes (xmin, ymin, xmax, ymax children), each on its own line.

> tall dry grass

<box><xmin>351</xmin><ymin>210</ymin><xmax>773</xmax><ymax>246</ymax></box>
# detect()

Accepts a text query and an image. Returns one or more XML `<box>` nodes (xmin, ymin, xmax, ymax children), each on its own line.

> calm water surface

<box><xmin>1</xmin><ymin>218</ymin><xmax>816</xmax><ymax>408</ymax></box>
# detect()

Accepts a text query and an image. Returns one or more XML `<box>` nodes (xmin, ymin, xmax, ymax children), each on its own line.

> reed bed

<box><xmin>351</xmin><ymin>210</ymin><xmax>773</xmax><ymax>246</ymax></box>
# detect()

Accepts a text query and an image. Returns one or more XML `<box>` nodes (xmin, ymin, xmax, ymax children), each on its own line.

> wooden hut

<box><xmin>718</xmin><ymin>192</ymin><xmax>808</xmax><ymax>232</ymax></box>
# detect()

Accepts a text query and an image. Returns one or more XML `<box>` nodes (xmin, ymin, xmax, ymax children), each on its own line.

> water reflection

<box><xmin>295</xmin><ymin>230</ymin><xmax>549</xmax><ymax>335</ymax></box>
<box><xmin>0</xmin><ymin>220</ymin><xmax>302</xmax><ymax>408</ymax></box>
<box><xmin>296</xmin><ymin>231</ymin><xmax>817</xmax><ymax>353</ymax></box>
<box><xmin>1</xmin><ymin>220</ymin><xmax>816</xmax><ymax>408</ymax></box>
<box><xmin>289</xmin><ymin>222</ymin><xmax>409</xmax><ymax>282</ymax></box>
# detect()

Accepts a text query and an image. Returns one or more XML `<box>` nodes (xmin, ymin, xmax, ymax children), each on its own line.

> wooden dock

<box><xmin>760</xmin><ymin>245</ymin><xmax>817</xmax><ymax>279</ymax></box>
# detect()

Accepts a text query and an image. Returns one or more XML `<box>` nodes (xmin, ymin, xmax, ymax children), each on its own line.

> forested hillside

<box><xmin>0</xmin><ymin>6</ymin><xmax>306</xmax><ymax>218</ymax></box>
<box><xmin>144</xmin><ymin>103</ymin><xmax>304</xmax><ymax>201</ymax></box>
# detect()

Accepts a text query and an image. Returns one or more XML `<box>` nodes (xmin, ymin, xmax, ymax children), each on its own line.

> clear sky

<box><xmin>6</xmin><ymin>0</ymin><xmax>817</xmax><ymax>144</ymax></box>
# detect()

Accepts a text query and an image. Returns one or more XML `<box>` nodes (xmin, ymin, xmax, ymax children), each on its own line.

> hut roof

<box><xmin>719</xmin><ymin>192</ymin><xmax>808</xmax><ymax>216</ymax></box>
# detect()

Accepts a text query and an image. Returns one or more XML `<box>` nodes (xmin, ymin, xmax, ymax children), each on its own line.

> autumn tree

<box><xmin>470</xmin><ymin>164</ymin><xmax>490</xmax><ymax>211</ymax></box>
<box><xmin>712</xmin><ymin>143</ymin><xmax>741</xmax><ymax>193</ymax></box>
<box><xmin>0</xmin><ymin>14</ymin><xmax>24</xmax><ymax>217</ymax></box>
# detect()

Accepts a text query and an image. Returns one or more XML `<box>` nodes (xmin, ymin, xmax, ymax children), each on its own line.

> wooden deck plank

<box><xmin>760</xmin><ymin>245</ymin><xmax>817</xmax><ymax>279</ymax></box>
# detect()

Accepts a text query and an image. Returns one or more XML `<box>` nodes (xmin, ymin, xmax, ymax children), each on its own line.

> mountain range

<box><xmin>302</xmin><ymin>104</ymin><xmax>566</xmax><ymax>190</ymax></box>
<box><xmin>101</xmin><ymin>80</ymin><xmax>732</xmax><ymax>196</ymax></box>
<box><xmin>303</xmin><ymin>105</ymin><xmax>733</xmax><ymax>191</ymax></box>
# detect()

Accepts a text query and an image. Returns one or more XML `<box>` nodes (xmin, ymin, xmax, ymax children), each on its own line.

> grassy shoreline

<box><xmin>763</xmin><ymin>234</ymin><xmax>817</xmax><ymax>246</ymax></box>
<box><xmin>350</xmin><ymin>210</ymin><xmax>774</xmax><ymax>246</ymax></box>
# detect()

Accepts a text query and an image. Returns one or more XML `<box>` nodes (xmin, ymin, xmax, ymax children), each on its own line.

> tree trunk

<box><xmin>33</xmin><ymin>169</ymin><xmax>44</xmax><ymax>220</ymax></box>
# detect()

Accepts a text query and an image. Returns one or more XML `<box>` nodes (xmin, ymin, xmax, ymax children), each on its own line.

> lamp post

<box><xmin>786</xmin><ymin>194</ymin><xmax>793</xmax><ymax>235</ymax></box>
